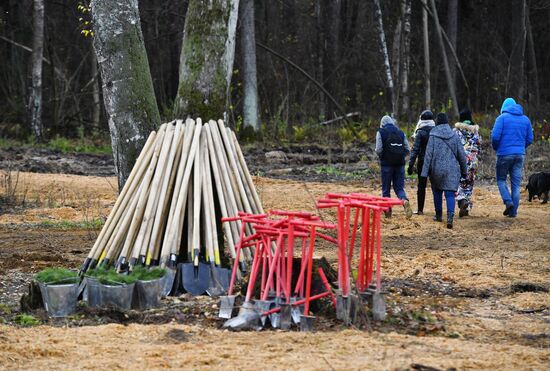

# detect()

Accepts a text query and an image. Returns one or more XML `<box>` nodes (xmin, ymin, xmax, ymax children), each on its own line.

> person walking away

<box><xmin>454</xmin><ymin>108</ymin><xmax>482</xmax><ymax>217</ymax></box>
<box><xmin>491</xmin><ymin>98</ymin><xmax>533</xmax><ymax>217</ymax></box>
<box><xmin>376</xmin><ymin>115</ymin><xmax>413</xmax><ymax>218</ymax></box>
<box><xmin>408</xmin><ymin>110</ymin><xmax>435</xmax><ymax>215</ymax></box>
<box><xmin>421</xmin><ymin>113</ymin><xmax>467</xmax><ymax>229</ymax></box>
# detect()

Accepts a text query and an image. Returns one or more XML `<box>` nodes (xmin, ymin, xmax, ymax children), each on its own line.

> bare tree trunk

<box><xmin>526</xmin><ymin>4</ymin><xmax>540</xmax><ymax>109</ymax></box>
<box><xmin>90</xmin><ymin>49</ymin><xmax>100</xmax><ymax>128</ymax></box>
<box><xmin>400</xmin><ymin>0</ymin><xmax>412</xmax><ymax>121</ymax></box>
<box><xmin>373</xmin><ymin>0</ymin><xmax>395</xmax><ymax>114</ymax></box>
<box><xmin>240</xmin><ymin>0</ymin><xmax>259</xmax><ymax>131</ymax></box>
<box><xmin>326</xmin><ymin>0</ymin><xmax>342</xmax><ymax>118</ymax></box>
<box><xmin>29</xmin><ymin>0</ymin><xmax>44</xmax><ymax>142</ymax></box>
<box><xmin>391</xmin><ymin>12</ymin><xmax>402</xmax><ymax>117</ymax></box>
<box><xmin>315</xmin><ymin>1</ymin><xmax>326</xmax><ymax>119</ymax></box>
<box><xmin>447</xmin><ymin>0</ymin><xmax>458</xmax><ymax>84</ymax></box>
<box><xmin>430</xmin><ymin>0</ymin><xmax>459</xmax><ymax>119</ymax></box>
<box><xmin>422</xmin><ymin>0</ymin><xmax>431</xmax><ymax>109</ymax></box>
<box><xmin>508</xmin><ymin>0</ymin><xmax>526</xmax><ymax>100</ymax></box>
<box><xmin>174</xmin><ymin>0</ymin><xmax>240</xmax><ymax>121</ymax></box>
<box><xmin>91</xmin><ymin>0</ymin><xmax>161</xmax><ymax>189</ymax></box>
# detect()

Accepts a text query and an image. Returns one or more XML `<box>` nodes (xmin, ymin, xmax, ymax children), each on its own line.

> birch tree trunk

<box><xmin>91</xmin><ymin>0</ymin><xmax>161</xmax><ymax>189</ymax></box>
<box><xmin>29</xmin><ymin>0</ymin><xmax>44</xmax><ymax>142</ymax></box>
<box><xmin>373</xmin><ymin>0</ymin><xmax>395</xmax><ymax>114</ymax></box>
<box><xmin>174</xmin><ymin>0</ymin><xmax>240</xmax><ymax>120</ymax></box>
<box><xmin>400</xmin><ymin>0</ymin><xmax>412</xmax><ymax>120</ymax></box>
<box><xmin>90</xmin><ymin>49</ymin><xmax>101</xmax><ymax>128</ymax></box>
<box><xmin>430</xmin><ymin>0</ymin><xmax>459</xmax><ymax>119</ymax></box>
<box><xmin>315</xmin><ymin>1</ymin><xmax>326</xmax><ymax>119</ymax></box>
<box><xmin>240</xmin><ymin>0</ymin><xmax>259</xmax><ymax>131</ymax></box>
<box><xmin>422</xmin><ymin>0</ymin><xmax>431</xmax><ymax>109</ymax></box>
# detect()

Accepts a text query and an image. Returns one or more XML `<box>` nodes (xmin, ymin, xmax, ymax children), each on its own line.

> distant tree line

<box><xmin>1</xmin><ymin>0</ymin><xmax>549</xmax><ymax>143</ymax></box>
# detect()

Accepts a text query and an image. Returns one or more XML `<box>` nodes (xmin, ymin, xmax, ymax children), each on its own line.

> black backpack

<box><xmin>382</xmin><ymin>129</ymin><xmax>406</xmax><ymax>165</ymax></box>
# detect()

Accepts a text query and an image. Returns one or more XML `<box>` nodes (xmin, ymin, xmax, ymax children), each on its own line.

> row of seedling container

<box><xmin>34</xmin><ymin>266</ymin><xmax>167</xmax><ymax>317</ymax></box>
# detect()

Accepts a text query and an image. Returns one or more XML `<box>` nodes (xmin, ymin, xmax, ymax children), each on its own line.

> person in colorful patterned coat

<box><xmin>453</xmin><ymin>109</ymin><xmax>482</xmax><ymax>217</ymax></box>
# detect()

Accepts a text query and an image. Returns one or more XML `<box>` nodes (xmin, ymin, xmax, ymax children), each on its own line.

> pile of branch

<box><xmin>80</xmin><ymin>119</ymin><xmax>262</xmax><ymax>279</ymax></box>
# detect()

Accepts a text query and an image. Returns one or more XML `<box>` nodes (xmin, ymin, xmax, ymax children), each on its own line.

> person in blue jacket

<box><xmin>491</xmin><ymin>98</ymin><xmax>534</xmax><ymax>217</ymax></box>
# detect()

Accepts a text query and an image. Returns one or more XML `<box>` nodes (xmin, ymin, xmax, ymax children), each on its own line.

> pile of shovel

<box><xmin>220</xmin><ymin>193</ymin><xmax>403</xmax><ymax>331</ymax></box>
<box><xmin>317</xmin><ymin>193</ymin><xmax>404</xmax><ymax>323</ymax></box>
<box><xmin>220</xmin><ymin>211</ymin><xmax>337</xmax><ymax>332</ymax></box>
<box><xmin>80</xmin><ymin>119</ymin><xmax>261</xmax><ymax>297</ymax></box>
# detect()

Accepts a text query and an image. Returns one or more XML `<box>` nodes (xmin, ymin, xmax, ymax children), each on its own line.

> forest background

<box><xmin>1</xmin><ymin>0</ymin><xmax>549</xmax><ymax>154</ymax></box>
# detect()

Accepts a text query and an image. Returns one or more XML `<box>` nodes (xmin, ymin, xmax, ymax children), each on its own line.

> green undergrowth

<box><xmin>86</xmin><ymin>267</ymin><xmax>138</xmax><ymax>285</ymax></box>
<box><xmin>0</xmin><ymin>135</ymin><xmax>111</xmax><ymax>155</ymax></box>
<box><xmin>130</xmin><ymin>265</ymin><xmax>166</xmax><ymax>281</ymax></box>
<box><xmin>36</xmin><ymin>219</ymin><xmax>104</xmax><ymax>230</ymax></box>
<box><xmin>35</xmin><ymin>267</ymin><xmax>79</xmax><ymax>285</ymax></box>
<box><xmin>13</xmin><ymin>314</ymin><xmax>40</xmax><ymax>326</ymax></box>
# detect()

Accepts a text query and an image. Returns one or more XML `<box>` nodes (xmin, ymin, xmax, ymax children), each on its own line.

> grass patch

<box><xmin>14</xmin><ymin>314</ymin><xmax>40</xmax><ymax>326</ymax></box>
<box><xmin>36</xmin><ymin>219</ymin><xmax>104</xmax><ymax>230</ymax></box>
<box><xmin>47</xmin><ymin>136</ymin><xmax>112</xmax><ymax>155</ymax></box>
<box><xmin>86</xmin><ymin>267</ymin><xmax>138</xmax><ymax>285</ymax></box>
<box><xmin>313</xmin><ymin>165</ymin><xmax>373</xmax><ymax>180</ymax></box>
<box><xmin>131</xmin><ymin>265</ymin><xmax>166</xmax><ymax>281</ymax></box>
<box><xmin>35</xmin><ymin>267</ymin><xmax>79</xmax><ymax>285</ymax></box>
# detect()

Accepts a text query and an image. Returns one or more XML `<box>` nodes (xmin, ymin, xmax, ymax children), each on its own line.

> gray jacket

<box><xmin>421</xmin><ymin>124</ymin><xmax>467</xmax><ymax>191</ymax></box>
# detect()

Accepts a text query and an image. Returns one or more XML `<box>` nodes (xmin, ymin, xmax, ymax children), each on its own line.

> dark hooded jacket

<box><xmin>421</xmin><ymin>124</ymin><xmax>467</xmax><ymax>191</ymax></box>
<box><xmin>408</xmin><ymin>120</ymin><xmax>434</xmax><ymax>173</ymax></box>
<box><xmin>491</xmin><ymin>101</ymin><xmax>533</xmax><ymax>156</ymax></box>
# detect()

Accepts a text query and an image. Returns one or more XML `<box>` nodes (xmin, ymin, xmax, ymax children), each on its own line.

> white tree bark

<box><xmin>400</xmin><ymin>0</ymin><xmax>412</xmax><ymax>119</ymax></box>
<box><xmin>29</xmin><ymin>0</ymin><xmax>44</xmax><ymax>141</ymax></box>
<box><xmin>239</xmin><ymin>0</ymin><xmax>259</xmax><ymax>131</ymax></box>
<box><xmin>174</xmin><ymin>0</ymin><xmax>240</xmax><ymax>120</ymax></box>
<box><xmin>422</xmin><ymin>0</ymin><xmax>431</xmax><ymax>109</ymax></box>
<box><xmin>91</xmin><ymin>0</ymin><xmax>161</xmax><ymax>189</ymax></box>
<box><xmin>373</xmin><ymin>0</ymin><xmax>395</xmax><ymax>115</ymax></box>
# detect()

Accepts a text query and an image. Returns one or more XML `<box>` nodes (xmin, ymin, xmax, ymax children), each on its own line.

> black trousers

<box><xmin>417</xmin><ymin>176</ymin><xmax>428</xmax><ymax>212</ymax></box>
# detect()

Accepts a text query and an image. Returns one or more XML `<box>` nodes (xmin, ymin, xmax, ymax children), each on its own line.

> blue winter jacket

<box><xmin>491</xmin><ymin>103</ymin><xmax>533</xmax><ymax>156</ymax></box>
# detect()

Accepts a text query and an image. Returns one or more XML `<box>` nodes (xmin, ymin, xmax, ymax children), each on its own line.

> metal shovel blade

<box><xmin>218</xmin><ymin>295</ymin><xmax>236</xmax><ymax>319</ymax></box>
<box><xmin>222</xmin><ymin>301</ymin><xmax>261</xmax><ymax>331</ymax></box>
<box><xmin>279</xmin><ymin>304</ymin><xmax>292</xmax><ymax>330</ymax></box>
<box><xmin>181</xmin><ymin>262</ymin><xmax>210</xmax><ymax>296</ymax></box>
<box><xmin>299</xmin><ymin>315</ymin><xmax>315</xmax><ymax>332</ymax></box>
<box><xmin>372</xmin><ymin>291</ymin><xmax>387</xmax><ymax>321</ymax></box>
<box><xmin>254</xmin><ymin>300</ymin><xmax>272</xmax><ymax>326</ymax></box>
<box><xmin>290</xmin><ymin>297</ymin><xmax>303</xmax><ymax>324</ymax></box>
<box><xmin>160</xmin><ymin>268</ymin><xmax>177</xmax><ymax>297</ymax></box>
<box><xmin>207</xmin><ymin>266</ymin><xmax>230</xmax><ymax>297</ymax></box>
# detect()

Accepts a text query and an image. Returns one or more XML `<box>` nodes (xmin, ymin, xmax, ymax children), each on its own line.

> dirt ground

<box><xmin>0</xmin><ymin>172</ymin><xmax>549</xmax><ymax>370</ymax></box>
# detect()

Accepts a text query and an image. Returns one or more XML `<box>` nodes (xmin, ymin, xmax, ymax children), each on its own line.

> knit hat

<box><xmin>420</xmin><ymin>110</ymin><xmax>434</xmax><ymax>120</ymax></box>
<box><xmin>380</xmin><ymin>115</ymin><xmax>395</xmax><ymax>128</ymax></box>
<box><xmin>459</xmin><ymin>108</ymin><xmax>474</xmax><ymax>125</ymax></box>
<box><xmin>435</xmin><ymin>112</ymin><xmax>448</xmax><ymax>126</ymax></box>
<box><xmin>500</xmin><ymin>98</ymin><xmax>516</xmax><ymax>114</ymax></box>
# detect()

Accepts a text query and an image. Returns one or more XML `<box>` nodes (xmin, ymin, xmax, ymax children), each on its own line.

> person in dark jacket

<box><xmin>407</xmin><ymin>110</ymin><xmax>435</xmax><ymax>215</ymax></box>
<box><xmin>375</xmin><ymin>115</ymin><xmax>413</xmax><ymax>218</ymax></box>
<box><xmin>491</xmin><ymin>97</ymin><xmax>534</xmax><ymax>217</ymax></box>
<box><xmin>421</xmin><ymin>113</ymin><xmax>467</xmax><ymax>229</ymax></box>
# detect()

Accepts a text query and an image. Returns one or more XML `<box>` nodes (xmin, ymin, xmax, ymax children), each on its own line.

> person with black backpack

<box><xmin>375</xmin><ymin>115</ymin><xmax>413</xmax><ymax>219</ymax></box>
<box><xmin>407</xmin><ymin>110</ymin><xmax>435</xmax><ymax>215</ymax></box>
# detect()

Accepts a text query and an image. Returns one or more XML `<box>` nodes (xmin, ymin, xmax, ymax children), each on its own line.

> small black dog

<box><xmin>526</xmin><ymin>172</ymin><xmax>550</xmax><ymax>203</ymax></box>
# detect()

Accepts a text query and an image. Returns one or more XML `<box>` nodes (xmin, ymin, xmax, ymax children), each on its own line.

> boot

<box><xmin>447</xmin><ymin>212</ymin><xmax>454</xmax><ymax>229</ymax></box>
<box><xmin>433</xmin><ymin>211</ymin><xmax>442</xmax><ymax>222</ymax></box>
<box><xmin>384</xmin><ymin>209</ymin><xmax>392</xmax><ymax>218</ymax></box>
<box><xmin>458</xmin><ymin>199</ymin><xmax>469</xmax><ymax>218</ymax></box>
<box><xmin>417</xmin><ymin>188</ymin><xmax>426</xmax><ymax>215</ymax></box>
